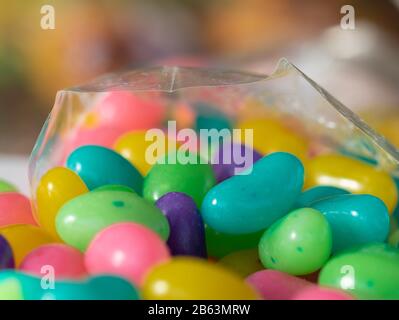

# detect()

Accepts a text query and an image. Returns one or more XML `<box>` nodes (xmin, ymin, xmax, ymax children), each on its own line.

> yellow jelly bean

<box><xmin>237</xmin><ymin>118</ymin><xmax>309</xmax><ymax>161</ymax></box>
<box><xmin>0</xmin><ymin>225</ymin><xmax>57</xmax><ymax>266</ymax></box>
<box><xmin>218</xmin><ymin>249</ymin><xmax>264</xmax><ymax>277</ymax></box>
<box><xmin>305</xmin><ymin>154</ymin><xmax>398</xmax><ymax>213</ymax></box>
<box><xmin>36</xmin><ymin>167</ymin><xmax>88</xmax><ymax>240</ymax></box>
<box><xmin>114</xmin><ymin>131</ymin><xmax>178</xmax><ymax>176</ymax></box>
<box><xmin>142</xmin><ymin>257</ymin><xmax>258</xmax><ymax>300</ymax></box>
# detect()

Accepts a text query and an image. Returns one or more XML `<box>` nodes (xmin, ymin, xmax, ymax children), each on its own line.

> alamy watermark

<box><xmin>40</xmin><ymin>5</ymin><xmax>56</xmax><ymax>30</ymax></box>
<box><xmin>340</xmin><ymin>5</ymin><xmax>355</xmax><ymax>30</ymax></box>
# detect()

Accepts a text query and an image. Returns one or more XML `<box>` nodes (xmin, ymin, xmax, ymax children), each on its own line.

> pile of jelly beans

<box><xmin>1</xmin><ymin>90</ymin><xmax>399</xmax><ymax>300</ymax></box>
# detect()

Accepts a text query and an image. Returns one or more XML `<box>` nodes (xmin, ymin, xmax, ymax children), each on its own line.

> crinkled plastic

<box><xmin>29</xmin><ymin>58</ymin><xmax>399</xmax><ymax>204</ymax></box>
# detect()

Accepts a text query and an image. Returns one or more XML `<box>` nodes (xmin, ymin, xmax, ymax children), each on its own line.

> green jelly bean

<box><xmin>218</xmin><ymin>249</ymin><xmax>264</xmax><ymax>277</ymax></box>
<box><xmin>0</xmin><ymin>179</ymin><xmax>17</xmax><ymax>193</ymax></box>
<box><xmin>93</xmin><ymin>184</ymin><xmax>136</xmax><ymax>193</ymax></box>
<box><xmin>56</xmin><ymin>191</ymin><xmax>169</xmax><ymax>251</ymax></box>
<box><xmin>205</xmin><ymin>224</ymin><xmax>264</xmax><ymax>258</ymax></box>
<box><xmin>258</xmin><ymin>208</ymin><xmax>332</xmax><ymax>275</ymax></box>
<box><xmin>319</xmin><ymin>243</ymin><xmax>399</xmax><ymax>300</ymax></box>
<box><xmin>143</xmin><ymin>151</ymin><xmax>215</xmax><ymax>207</ymax></box>
<box><xmin>388</xmin><ymin>229</ymin><xmax>399</xmax><ymax>248</ymax></box>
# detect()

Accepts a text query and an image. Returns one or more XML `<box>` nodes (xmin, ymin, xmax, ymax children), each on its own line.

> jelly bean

<box><xmin>212</xmin><ymin>142</ymin><xmax>262</xmax><ymax>182</ymax></box>
<box><xmin>20</xmin><ymin>244</ymin><xmax>86</xmax><ymax>279</ymax></box>
<box><xmin>305</xmin><ymin>154</ymin><xmax>398</xmax><ymax>213</ymax></box>
<box><xmin>114</xmin><ymin>130</ymin><xmax>178</xmax><ymax>176</ymax></box>
<box><xmin>143</xmin><ymin>151</ymin><xmax>215</xmax><ymax>207</ymax></box>
<box><xmin>56</xmin><ymin>191</ymin><xmax>169</xmax><ymax>251</ymax></box>
<box><xmin>0</xmin><ymin>235</ymin><xmax>14</xmax><ymax>269</ymax></box>
<box><xmin>142</xmin><ymin>257</ymin><xmax>258</xmax><ymax>299</ymax></box>
<box><xmin>218</xmin><ymin>249</ymin><xmax>263</xmax><ymax>277</ymax></box>
<box><xmin>66</xmin><ymin>145</ymin><xmax>143</xmax><ymax>193</ymax></box>
<box><xmin>0</xmin><ymin>225</ymin><xmax>56</xmax><ymax>266</ymax></box>
<box><xmin>311</xmin><ymin>194</ymin><xmax>389</xmax><ymax>253</ymax></box>
<box><xmin>155</xmin><ymin>192</ymin><xmax>206</xmax><ymax>257</ymax></box>
<box><xmin>0</xmin><ymin>193</ymin><xmax>36</xmax><ymax>227</ymax></box>
<box><xmin>292</xmin><ymin>286</ymin><xmax>354</xmax><ymax>300</ymax></box>
<box><xmin>246</xmin><ymin>270</ymin><xmax>313</xmax><ymax>300</ymax></box>
<box><xmin>295</xmin><ymin>186</ymin><xmax>349</xmax><ymax>208</ymax></box>
<box><xmin>36</xmin><ymin>167</ymin><xmax>88</xmax><ymax>240</ymax></box>
<box><xmin>0</xmin><ymin>179</ymin><xmax>17</xmax><ymax>193</ymax></box>
<box><xmin>91</xmin><ymin>91</ymin><xmax>165</xmax><ymax>131</ymax></box>
<box><xmin>205</xmin><ymin>225</ymin><xmax>263</xmax><ymax>258</ymax></box>
<box><xmin>258</xmin><ymin>208</ymin><xmax>332</xmax><ymax>275</ymax></box>
<box><xmin>202</xmin><ymin>152</ymin><xmax>304</xmax><ymax>234</ymax></box>
<box><xmin>194</xmin><ymin>103</ymin><xmax>232</xmax><ymax>131</ymax></box>
<box><xmin>237</xmin><ymin>118</ymin><xmax>309</xmax><ymax>161</ymax></box>
<box><xmin>319</xmin><ymin>243</ymin><xmax>399</xmax><ymax>300</ymax></box>
<box><xmin>93</xmin><ymin>184</ymin><xmax>135</xmax><ymax>193</ymax></box>
<box><xmin>85</xmin><ymin>223</ymin><xmax>170</xmax><ymax>285</ymax></box>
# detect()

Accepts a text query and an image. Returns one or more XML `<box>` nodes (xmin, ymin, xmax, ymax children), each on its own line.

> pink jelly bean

<box><xmin>0</xmin><ymin>193</ymin><xmax>36</xmax><ymax>227</ymax></box>
<box><xmin>85</xmin><ymin>222</ymin><xmax>170</xmax><ymax>285</ymax></box>
<box><xmin>246</xmin><ymin>270</ymin><xmax>314</xmax><ymax>300</ymax></box>
<box><xmin>20</xmin><ymin>243</ymin><xmax>87</xmax><ymax>279</ymax></box>
<box><xmin>292</xmin><ymin>286</ymin><xmax>354</xmax><ymax>300</ymax></box>
<box><xmin>93</xmin><ymin>91</ymin><xmax>165</xmax><ymax>131</ymax></box>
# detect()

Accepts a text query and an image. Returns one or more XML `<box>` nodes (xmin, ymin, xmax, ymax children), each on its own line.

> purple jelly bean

<box><xmin>0</xmin><ymin>235</ymin><xmax>14</xmax><ymax>269</ymax></box>
<box><xmin>156</xmin><ymin>192</ymin><xmax>207</xmax><ymax>258</ymax></box>
<box><xmin>212</xmin><ymin>142</ymin><xmax>262</xmax><ymax>182</ymax></box>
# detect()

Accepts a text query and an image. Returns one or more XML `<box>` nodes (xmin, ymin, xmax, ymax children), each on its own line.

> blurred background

<box><xmin>0</xmin><ymin>0</ymin><xmax>399</xmax><ymax>191</ymax></box>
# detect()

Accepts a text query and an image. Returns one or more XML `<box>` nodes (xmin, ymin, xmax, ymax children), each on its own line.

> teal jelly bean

<box><xmin>295</xmin><ymin>186</ymin><xmax>349</xmax><ymax>208</ymax></box>
<box><xmin>66</xmin><ymin>145</ymin><xmax>143</xmax><ymax>193</ymax></box>
<box><xmin>194</xmin><ymin>102</ymin><xmax>232</xmax><ymax>131</ymax></box>
<box><xmin>311</xmin><ymin>194</ymin><xmax>389</xmax><ymax>253</ymax></box>
<box><xmin>201</xmin><ymin>152</ymin><xmax>304</xmax><ymax>234</ymax></box>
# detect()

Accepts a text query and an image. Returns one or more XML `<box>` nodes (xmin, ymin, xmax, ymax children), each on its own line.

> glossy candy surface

<box><xmin>319</xmin><ymin>243</ymin><xmax>399</xmax><ymax>299</ymax></box>
<box><xmin>20</xmin><ymin>244</ymin><xmax>86</xmax><ymax>279</ymax></box>
<box><xmin>202</xmin><ymin>152</ymin><xmax>304</xmax><ymax>234</ymax></box>
<box><xmin>143</xmin><ymin>151</ymin><xmax>215</xmax><ymax>207</ymax></box>
<box><xmin>295</xmin><ymin>186</ymin><xmax>349</xmax><ymax>208</ymax></box>
<box><xmin>311</xmin><ymin>194</ymin><xmax>390</xmax><ymax>253</ymax></box>
<box><xmin>292</xmin><ymin>286</ymin><xmax>354</xmax><ymax>300</ymax></box>
<box><xmin>142</xmin><ymin>257</ymin><xmax>258</xmax><ymax>300</ymax></box>
<box><xmin>305</xmin><ymin>154</ymin><xmax>398</xmax><ymax>213</ymax></box>
<box><xmin>36</xmin><ymin>167</ymin><xmax>88</xmax><ymax>240</ymax></box>
<box><xmin>258</xmin><ymin>208</ymin><xmax>332</xmax><ymax>275</ymax></box>
<box><xmin>56</xmin><ymin>191</ymin><xmax>169</xmax><ymax>251</ymax></box>
<box><xmin>156</xmin><ymin>192</ymin><xmax>206</xmax><ymax>257</ymax></box>
<box><xmin>66</xmin><ymin>145</ymin><xmax>143</xmax><ymax>193</ymax></box>
<box><xmin>85</xmin><ymin>223</ymin><xmax>170</xmax><ymax>285</ymax></box>
<box><xmin>0</xmin><ymin>193</ymin><xmax>36</xmax><ymax>227</ymax></box>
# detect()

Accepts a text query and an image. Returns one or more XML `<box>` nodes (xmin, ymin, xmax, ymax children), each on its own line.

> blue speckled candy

<box><xmin>156</xmin><ymin>192</ymin><xmax>207</xmax><ymax>258</ymax></box>
<box><xmin>295</xmin><ymin>186</ymin><xmax>350</xmax><ymax>208</ymax></box>
<box><xmin>311</xmin><ymin>194</ymin><xmax>390</xmax><ymax>253</ymax></box>
<box><xmin>201</xmin><ymin>152</ymin><xmax>304</xmax><ymax>234</ymax></box>
<box><xmin>66</xmin><ymin>145</ymin><xmax>143</xmax><ymax>193</ymax></box>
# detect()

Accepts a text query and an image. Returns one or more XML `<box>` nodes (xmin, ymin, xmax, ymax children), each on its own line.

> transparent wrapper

<box><xmin>29</xmin><ymin>58</ymin><xmax>399</xmax><ymax>205</ymax></box>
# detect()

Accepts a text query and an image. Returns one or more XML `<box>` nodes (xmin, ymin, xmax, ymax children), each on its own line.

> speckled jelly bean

<box><xmin>142</xmin><ymin>257</ymin><xmax>258</xmax><ymax>299</ymax></box>
<box><xmin>20</xmin><ymin>244</ymin><xmax>86</xmax><ymax>279</ymax></box>
<box><xmin>156</xmin><ymin>192</ymin><xmax>206</xmax><ymax>257</ymax></box>
<box><xmin>295</xmin><ymin>186</ymin><xmax>350</xmax><ymax>208</ymax></box>
<box><xmin>319</xmin><ymin>243</ymin><xmax>399</xmax><ymax>300</ymax></box>
<box><xmin>143</xmin><ymin>151</ymin><xmax>215</xmax><ymax>207</ymax></box>
<box><xmin>36</xmin><ymin>167</ymin><xmax>88</xmax><ymax>240</ymax></box>
<box><xmin>0</xmin><ymin>225</ymin><xmax>56</xmax><ymax>266</ymax></box>
<box><xmin>0</xmin><ymin>235</ymin><xmax>14</xmax><ymax>269</ymax></box>
<box><xmin>0</xmin><ymin>179</ymin><xmax>17</xmax><ymax>193</ymax></box>
<box><xmin>305</xmin><ymin>154</ymin><xmax>398</xmax><ymax>213</ymax></box>
<box><xmin>56</xmin><ymin>191</ymin><xmax>169</xmax><ymax>251</ymax></box>
<box><xmin>0</xmin><ymin>193</ymin><xmax>36</xmax><ymax>227</ymax></box>
<box><xmin>218</xmin><ymin>249</ymin><xmax>263</xmax><ymax>277</ymax></box>
<box><xmin>237</xmin><ymin>118</ymin><xmax>309</xmax><ymax>161</ymax></box>
<box><xmin>114</xmin><ymin>130</ymin><xmax>178</xmax><ymax>176</ymax></box>
<box><xmin>85</xmin><ymin>223</ymin><xmax>170</xmax><ymax>285</ymax></box>
<box><xmin>246</xmin><ymin>270</ymin><xmax>313</xmax><ymax>300</ymax></box>
<box><xmin>292</xmin><ymin>286</ymin><xmax>354</xmax><ymax>300</ymax></box>
<box><xmin>205</xmin><ymin>225</ymin><xmax>264</xmax><ymax>258</ymax></box>
<box><xmin>202</xmin><ymin>152</ymin><xmax>304</xmax><ymax>234</ymax></box>
<box><xmin>311</xmin><ymin>194</ymin><xmax>390</xmax><ymax>253</ymax></box>
<box><xmin>258</xmin><ymin>208</ymin><xmax>332</xmax><ymax>275</ymax></box>
<box><xmin>212</xmin><ymin>142</ymin><xmax>262</xmax><ymax>182</ymax></box>
<box><xmin>66</xmin><ymin>145</ymin><xmax>143</xmax><ymax>193</ymax></box>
